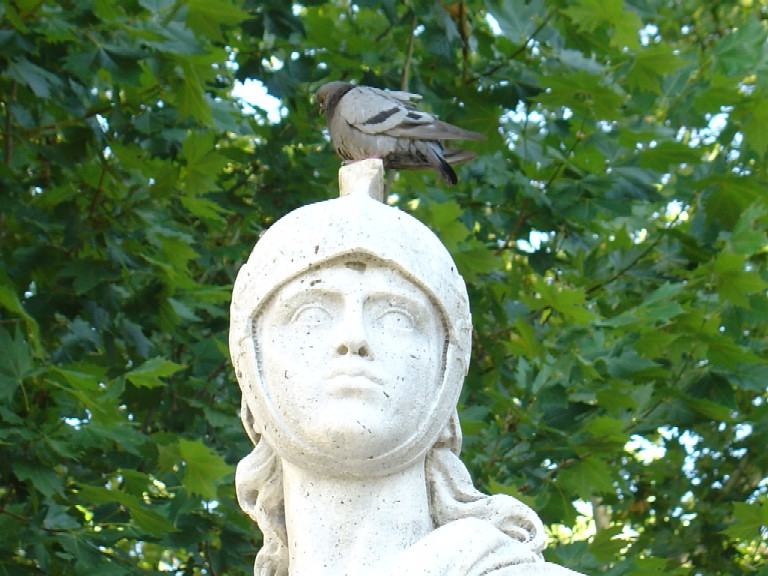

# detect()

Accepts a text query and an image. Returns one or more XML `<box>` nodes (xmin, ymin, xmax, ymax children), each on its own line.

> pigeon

<box><xmin>315</xmin><ymin>81</ymin><xmax>484</xmax><ymax>186</ymax></box>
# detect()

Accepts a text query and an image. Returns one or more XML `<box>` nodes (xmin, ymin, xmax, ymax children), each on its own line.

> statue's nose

<box><xmin>334</xmin><ymin>305</ymin><xmax>371</xmax><ymax>359</ymax></box>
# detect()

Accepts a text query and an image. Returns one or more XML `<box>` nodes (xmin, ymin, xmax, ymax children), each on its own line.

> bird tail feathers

<box><xmin>443</xmin><ymin>149</ymin><xmax>477</xmax><ymax>165</ymax></box>
<box><xmin>424</xmin><ymin>143</ymin><xmax>458</xmax><ymax>186</ymax></box>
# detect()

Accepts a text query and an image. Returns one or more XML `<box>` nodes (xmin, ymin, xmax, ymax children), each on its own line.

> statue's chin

<box><xmin>261</xmin><ymin>410</ymin><xmax>437</xmax><ymax>479</ymax></box>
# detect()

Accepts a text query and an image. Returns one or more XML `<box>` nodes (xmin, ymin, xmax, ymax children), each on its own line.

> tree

<box><xmin>1</xmin><ymin>0</ymin><xmax>766</xmax><ymax>574</ymax></box>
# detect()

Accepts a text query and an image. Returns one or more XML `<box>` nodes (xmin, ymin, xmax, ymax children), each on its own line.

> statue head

<box><xmin>229</xmin><ymin>188</ymin><xmax>472</xmax><ymax>477</ymax></box>
<box><xmin>230</xmin><ymin>166</ymin><xmax>547</xmax><ymax>576</ymax></box>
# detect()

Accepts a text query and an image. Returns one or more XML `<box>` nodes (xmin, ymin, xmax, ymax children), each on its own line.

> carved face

<box><xmin>255</xmin><ymin>259</ymin><xmax>446</xmax><ymax>466</ymax></box>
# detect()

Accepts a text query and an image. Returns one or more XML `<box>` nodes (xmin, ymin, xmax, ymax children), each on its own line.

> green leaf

<box><xmin>139</xmin><ymin>0</ymin><xmax>176</xmax><ymax>11</ymax></box>
<box><xmin>626</xmin><ymin>556</ymin><xmax>682</xmax><ymax>574</ymax></box>
<box><xmin>13</xmin><ymin>461</ymin><xmax>64</xmax><ymax>498</ymax></box>
<box><xmin>702</xmin><ymin>333</ymin><xmax>766</xmax><ymax>369</ymax></box>
<box><xmin>563</xmin><ymin>0</ymin><xmax>642</xmax><ymax>48</ymax></box>
<box><xmin>693</xmin><ymin>75</ymin><xmax>742</xmax><ymax>113</ymax></box>
<box><xmin>557</xmin><ymin>456</ymin><xmax>614</xmax><ymax>500</ymax></box>
<box><xmin>564</xmin><ymin>0</ymin><xmax>623</xmax><ymax>33</ymax></box>
<box><xmin>729</xmin><ymin>203</ymin><xmax>768</xmax><ymax>254</ymax></box>
<box><xmin>600</xmin><ymin>282</ymin><xmax>686</xmax><ymax>329</ymax></box>
<box><xmin>584</xmin><ymin>416</ymin><xmax>629</xmax><ymax>446</ymax></box>
<box><xmin>0</xmin><ymin>275</ymin><xmax>41</xmax><ymax>356</ymax></box>
<box><xmin>179</xmin><ymin>196</ymin><xmax>231</xmax><ymax>220</ymax></box>
<box><xmin>486</xmin><ymin>0</ymin><xmax>547</xmax><ymax>44</ymax></box>
<box><xmin>186</xmin><ymin>0</ymin><xmax>247</xmax><ymax>42</ymax></box>
<box><xmin>604</xmin><ymin>349</ymin><xmax>662</xmax><ymax>379</ymax></box>
<box><xmin>126</xmin><ymin>357</ymin><xmax>185</xmax><ymax>389</ymax></box>
<box><xmin>699</xmin><ymin>174</ymin><xmax>765</xmax><ymax>228</ymax></box>
<box><xmin>453</xmin><ymin>243</ymin><xmax>498</xmax><ymax>282</ymax></box>
<box><xmin>733</xmin><ymin>96</ymin><xmax>768</xmax><ymax>157</ymax></box>
<box><xmin>589</xmin><ymin>525</ymin><xmax>626</xmax><ymax>562</ymax></box>
<box><xmin>177</xmin><ymin>438</ymin><xmax>233</xmax><ymax>500</ymax></box>
<box><xmin>426</xmin><ymin>200</ymin><xmax>471</xmax><ymax>250</ymax></box>
<box><xmin>626</xmin><ymin>46</ymin><xmax>687</xmax><ymax>93</ymax></box>
<box><xmin>711</xmin><ymin>17</ymin><xmax>768</xmax><ymax>77</ymax></box>
<box><xmin>487</xmin><ymin>479</ymin><xmax>538</xmax><ymax>509</ymax></box>
<box><xmin>507</xmin><ymin>316</ymin><xmax>544</xmax><ymax>359</ymax></box>
<box><xmin>684</xmin><ymin>396</ymin><xmax>735</xmax><ymax>422</ymax></box>
<box><xmin>176</xmin><ymin>59</ymin><xmax>212</xmax><ymax>123</ymax></box>
<box><xmin>43</xmin><ymin>504</ymin><xmax>80</xmax><ymax>531</ymax></box>
<box><xmin>78</xmin><ymin>485</ymin><xmax>176</xmax><ymax>536</ymax></box>
<box><xmin>528</xmin><ymin>277</ymin><xmax>596</xmax><ymax>324</ymax></box>
<box><xmin>182</xmin><ymin>132</ymin><xmax>229</xmax><ymax>195</ymax></box>
<box><xmin>535</xmin><ymin>72</ymin><xmax>624</xmax><ymax>119</ymax></box>
<box><xmin>722</xmin><ymin>502</ymin><xmax>768</xmax><ymax>541</ymax></box>
<box><xmin>639</xmin><ymin>141</ymin><xmax>702</xmax><ymax>170</ymax></box>
<box><xmin>0</xmin><ymin>327</ymin><xmax>32</xmax><ymax>402</ymax></box>
<box><xmin>706</xmin><ymin>252</ymin><xmax>768</xmax><ymax>308</ymax></box>
<box><xmin>611</xmin><ymin>9</ymin><xmax>643</xmax><ymax>50</ymax></box>
<box><xmin>6</xmin><ymin>57</ymin><xmax>63</xmax><ymax>98</ymax></box>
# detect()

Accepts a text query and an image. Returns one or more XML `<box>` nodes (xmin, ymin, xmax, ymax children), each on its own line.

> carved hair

<box><xmin>426</xmin><ymin>412</ymin><xmax>545</xmax><ymax>556</ymax></box>
<box><xmin>235</xmin><ymin>402</ymin><xmax>288</xmax><ymax>576</ymax></box>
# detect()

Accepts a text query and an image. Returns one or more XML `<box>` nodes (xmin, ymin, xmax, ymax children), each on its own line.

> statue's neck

<box><xmin>281</xmin><ymin>458</ymin><xmax>433</xmax><ymax>576</ymax></box>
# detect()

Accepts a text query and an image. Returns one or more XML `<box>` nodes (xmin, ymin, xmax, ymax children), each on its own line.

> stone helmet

<box><xmin>229</xmin><ymin>167</ymin><xmax>472</xmax><ymax>476</ymax></box>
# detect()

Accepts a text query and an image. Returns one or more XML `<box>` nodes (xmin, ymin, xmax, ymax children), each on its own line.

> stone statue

<box><xmin>230</xmin><ymin>160</ymin><xmax>585</xmax><ymax>576</ymax></box>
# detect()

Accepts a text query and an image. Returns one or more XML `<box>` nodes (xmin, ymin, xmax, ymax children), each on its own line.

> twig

<box><xmin>23</xmin><ymin>104</ymin><xmax>113</xmax><ymax>136</ymax></box>
<box><xmin>457</xmin><ymin>2</ymin><xmax>470</xmax><ymax>84</ymax></box>
<box><xmin>206</xmin><ymin>359</ymin><xmax>229</xmax><ymax>384</ymax></box>
<box><xmin>0</xmin><ymin>507</ymin><xmax>29</xmax><ymax>523</ymax></box>
<box><xmin>585</xmin><ymin>226</ymin><xmax>670</xmax><ymax>296</ymax></box>
<box><xmin>400</xmin><ymin>12</ymin><xmax>418</xmax><ymax>92</ymax></box>
<box><xmin>88</xmin><ymin>155</ymin><xmax>108</xmax><ymax>219</ymax></box>
<box><xmin>204</xmin><ymin>541</ymin><xmax>219</xmax><ymax>576</ymax></box>
<box><xmin>495</xmin><ymin>198</ymin><xmax>531</xmax><ymax>255</ymax></box>
<box><xmin>544</xmin><ymin>115</ymin><xmax>589</xmax><ymax>189</ymax></box>
<box><xmin>514</xmin><ymin>456</ymin><xmax>580</xmax><ymax>494</ymax></box>
<box><xmin>468</xmin><ymin>8</ymin><xmax>555</xmax><ymax>85</ymax></box>
<box><xmin>3</xmin><ymin>81</ymin><xmax>16</xmax><ymax>165</ymax></box>
<box><xmin>386</xmin><ymin>13</ymin><xmax>419</xmax><ymax>198</ymax></box>
<box><xmin>161</xmin><ymin>0</ymin><xmax>184</xmax><ymax>26</ymax></box>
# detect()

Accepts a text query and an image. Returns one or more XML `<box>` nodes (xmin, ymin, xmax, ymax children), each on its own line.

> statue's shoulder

<box><xmin>387</xmin><ymin>518</ymin><xmax>586</xmax><ymax>576</ymax></box>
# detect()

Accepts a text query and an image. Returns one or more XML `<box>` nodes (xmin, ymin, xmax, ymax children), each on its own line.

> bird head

<box><xmin>314</xmin><ymin>81</ymin><xmax>353</xmax><ymax>115</ymax></box>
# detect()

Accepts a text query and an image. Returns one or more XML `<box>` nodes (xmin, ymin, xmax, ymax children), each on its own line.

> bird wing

<box><xmin>340</xmin><ymin>86</ymin><xmax>483</xmax><ymax>141</ymax></box>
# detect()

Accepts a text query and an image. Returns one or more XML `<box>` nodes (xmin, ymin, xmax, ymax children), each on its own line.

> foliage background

<box><xmin>1</xmin><ymin>0</ymin><xmax>767</xmax><ymax>574</ymax></box>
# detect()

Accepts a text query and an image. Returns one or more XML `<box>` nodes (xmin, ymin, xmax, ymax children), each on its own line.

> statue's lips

<box><xmin>325</xmin><ymin>364</ymin><xmax>384</xmax><ymax>394</ymax></box>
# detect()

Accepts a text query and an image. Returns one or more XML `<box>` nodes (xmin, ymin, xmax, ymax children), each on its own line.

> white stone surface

<box><xmin>339</xmin><ymin>158</ymin><xmax>385</xmax><ymax>201</ymax></box>
<box><xmin>230</xmin><ymin>159</ymin><xmax>586</xmax><ymax>576</ymax></box>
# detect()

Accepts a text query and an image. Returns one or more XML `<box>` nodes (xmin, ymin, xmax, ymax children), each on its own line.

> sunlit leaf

<box><xmin>178</xmin><ymin>438</ymin><xmax>234</xmax><ymax>500</ymax></box>
<box><xmin>126</xmin><ymin>357</ymin><xmax>185</xmax><ymax>389</ymax></box>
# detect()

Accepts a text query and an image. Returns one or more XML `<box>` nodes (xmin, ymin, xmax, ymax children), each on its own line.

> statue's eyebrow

<box><xmin>269</xmin><ymin>278</ymin><xmax>343</xmax><ymax>307</ymax></box>
<box><xmin>365</xmin><ymin>288</ymin><xmax>430</xmax><ymax>309</ymax></box>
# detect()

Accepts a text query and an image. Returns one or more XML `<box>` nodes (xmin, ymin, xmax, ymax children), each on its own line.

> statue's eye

<box><xmin>376</xmin><ymin>307</ymin><xmax>416</xmax><ymax>332</ymax></box>
<box><xmin>290</xmin><ymin>304</ymin><xmax>332</xmax><ymax>326</ymax></box>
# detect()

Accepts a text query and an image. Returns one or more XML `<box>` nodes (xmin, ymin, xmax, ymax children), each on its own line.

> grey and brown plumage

<box><xmin>315</xmin><ymin>81</ymin><xmax>484</xmax><ymax>186</ymax></box>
